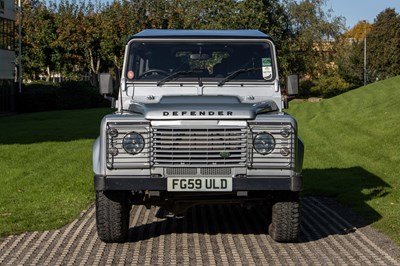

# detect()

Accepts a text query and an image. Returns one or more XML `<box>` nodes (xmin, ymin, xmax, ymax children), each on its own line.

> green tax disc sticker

<box><xmin>262</xmin><ymin>58</ymin><xmax>272</xmax><ymax>80</ymax></box>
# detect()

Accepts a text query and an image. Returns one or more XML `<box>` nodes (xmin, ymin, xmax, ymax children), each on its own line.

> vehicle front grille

<box><xmin>200</xmin><ymin>167</ymin><xmax>231</xmax><ymax>176</ymax></box>
<box><xmin>166</xmin><ymin>167</ymin><xmax>197</xmax><ymax>176</ymax></box>
<box><xmin>165</xmin><ymin>167</ymin><xmax>232</xmax><ymax>176</ymax></box>
<box><xmin>152</xmin><ymin>127</ymin><xmax>248</xmax><ymax>166</ymax></box>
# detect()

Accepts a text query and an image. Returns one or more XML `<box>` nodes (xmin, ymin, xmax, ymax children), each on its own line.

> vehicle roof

<box><xmin>128</xmin><ymin>29</ymin><xmax>272</xmax><ymax>41</ymax></box>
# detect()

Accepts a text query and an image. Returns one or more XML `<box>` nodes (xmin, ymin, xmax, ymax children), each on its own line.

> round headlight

<box><xmin>123</xmin><ymin>132</ymin><xmax>145</xmax><ymax>154</ymax></box>
<box><xmin>253</xmin><ymin>133</ymin><xmax>275</xmax><ymax>154</ymax></box>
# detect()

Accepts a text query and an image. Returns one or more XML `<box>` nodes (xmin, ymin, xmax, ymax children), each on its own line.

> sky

<box><xmin>325</xmin><ymin>0</ymin><xmax>400</xmax><ymax>29</ymax></box>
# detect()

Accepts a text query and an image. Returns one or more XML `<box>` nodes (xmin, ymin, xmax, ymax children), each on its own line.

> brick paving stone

<box><xmin>0</xmin><ymin>197</ymin><xmax>399</xmax><ymax>265</ymax></box>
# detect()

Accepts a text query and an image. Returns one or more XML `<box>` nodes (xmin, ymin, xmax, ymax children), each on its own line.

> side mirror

<box><xmin>287</xmin><ymin>74</ymin><xmax>299</xmax><ymax>95</ymax></box>
<box><xmin>99</xmin><ymin>73</ymin><xmax>113</xmax><ymax>95</ymax></box>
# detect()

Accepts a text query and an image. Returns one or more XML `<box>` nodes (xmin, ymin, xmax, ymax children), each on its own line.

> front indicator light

<box><xmin>108</xmin><ymin>147</ymin><xmax>118</xmax><ymax>156</ymax></box>
<box><xmin>253</xmin><ymin>133</ymin><xmax>275</xmax><ymax>154</ymax></box>
<box><xmin>280</xmin><ymin>147</ymin><xmax>291</xmax><ymax>156</ymax></box>
<box><xmin>280</xmin><ymin>127</ymin><xmax>291</xmax><ymax>138</ymax></box>
<box><xmin>123</xmin><ymin>132</ymin><xmax>145</xmax><ymax>154</ymax></box>
<box><xmin>108</xmin><ymin>127</ymin><xmax>119</xmax><ymax>137</ymax></box>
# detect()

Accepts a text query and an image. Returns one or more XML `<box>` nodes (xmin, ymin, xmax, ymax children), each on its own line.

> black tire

<box><xmin>96</xmin><ymin>190</ymin><xmax>130</xmax><ymax>243</ymax></box>
<box><xmin>268</xmin><ymin>193</ymin><xmax>300</xmax><ymax>243</ymax></box>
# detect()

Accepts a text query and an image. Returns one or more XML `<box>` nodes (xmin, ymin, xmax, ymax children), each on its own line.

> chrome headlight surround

<box><xmin>253</xmin><ymin>132</ymin><xmax>276</xmax><ymax>155</ymax></box>
<box><xmin>122</xmin><ymin>131</ymin><xmax>145</xmax><ymax>154</ymax></box>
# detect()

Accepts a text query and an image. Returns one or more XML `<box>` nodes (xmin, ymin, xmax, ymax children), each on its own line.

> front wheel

<box><xmin>268</xmin><ymin>192</ymin><xmax>301</xmax><ymax>243</ymax></box>
<box><xmin>96</xmin><ymin>190</ymin><xmax>131</xmax><ymax>243</ymax></box>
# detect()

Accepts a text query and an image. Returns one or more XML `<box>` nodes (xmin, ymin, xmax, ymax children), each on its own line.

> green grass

<box><xmin>1</xmin><ymin>78</ymin><xmax>400</xmax><ymax>246</ymax></box>
<box><xmin>0</xmin><ymin>108</ymin><xmax>110</xmax><ymax>237</ymax></box>
<box><xmin>288</xmin><ymin>76</ymin><xmax>400</xmax><ymax>245</ymax></box>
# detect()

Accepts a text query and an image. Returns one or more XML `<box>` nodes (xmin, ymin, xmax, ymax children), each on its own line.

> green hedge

<box><xmin>16</xmin><ymin>81</ymin><xmax>110</xmax><ymax>113</ymax></box>
<box><xmin>310</xmin><ymin>75</ymin><xmax>353</xmax><ymax>98</ymax></box>
<box><xmin>298</xmin><ymin>75</ymin><xmax>354</xmax><ymax>98</ymax></box>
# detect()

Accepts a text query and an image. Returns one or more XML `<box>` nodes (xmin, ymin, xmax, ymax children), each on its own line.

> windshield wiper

<box><xmin>217</xmin><ymin>67</ymin><xmax>261</xmax><ymax>86</ymax></box>
<box><xmin>157</xmin><ymin>70</ymin><xmax>193</xmax><ymax>86</ymax></box>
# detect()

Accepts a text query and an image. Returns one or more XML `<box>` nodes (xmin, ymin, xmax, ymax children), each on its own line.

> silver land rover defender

<box><xmin>93</xmin><ymin>29</ymin><xmax>304</xmax><ymax>243</ymax></box>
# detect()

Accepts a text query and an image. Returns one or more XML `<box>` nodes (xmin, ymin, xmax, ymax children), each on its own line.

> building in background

<box><xmin>0</xmin><ymin>0</ymin><xmax>15</xmax><ymax>113</ymax></box>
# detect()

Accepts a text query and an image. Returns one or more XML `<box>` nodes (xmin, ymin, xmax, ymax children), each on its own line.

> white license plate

<box><xmin>167</xmin><ymin>177</ymin><xmax>232</xmax><ymax>192</ymax></box>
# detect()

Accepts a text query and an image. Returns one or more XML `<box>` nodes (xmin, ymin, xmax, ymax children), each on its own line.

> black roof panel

<box><xmin>128</xmin><ymin>29</ymin><xmax>271</xmax><ymax>41</ymax></box>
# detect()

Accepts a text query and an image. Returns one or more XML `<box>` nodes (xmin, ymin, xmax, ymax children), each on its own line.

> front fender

<box><xmin>93</xmin><ymin>136</ymin><xmax>101</xmax><ymax>175</ymax></box>
<box><xmin>296</xmin><ymin>137</ymin><xmax>304</xmax><ymax>174</ymax></box>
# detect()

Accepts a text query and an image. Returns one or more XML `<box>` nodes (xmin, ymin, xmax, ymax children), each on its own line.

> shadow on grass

<box><xmin>123</xmin><ymin>167</ymin><xmax>390</xmax><ymax>243</ymax></box>
<box><xmin>0</xmin><ymin>108</ymin><xmax>110</xmax><ymax>144</ymax></box>
<box><xmin>302</xmin><ymin>167</ymin><xmax>390</xmax><ymax>224</ymax></box>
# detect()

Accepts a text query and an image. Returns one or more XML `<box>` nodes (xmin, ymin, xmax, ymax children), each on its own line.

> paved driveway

<box><xmin>0</xmin><ymin>197</ymin><xmax>399</xmax><ymax>265</ymax></box>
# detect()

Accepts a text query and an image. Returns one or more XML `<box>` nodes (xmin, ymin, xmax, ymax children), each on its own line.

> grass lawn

<box><xmin>0</xmin><ymin>77</ymin><xmax>399</xmax><ymax>246</ymax></box>
<box><xmin>0</xmin><ymin>108</ymin><xmax>110</xmax><ymax>237</ymax></box>
<box><xmin>288</xmin><ymin>76</ymin><xmax>400</xmax><ymax>245</ymax></box>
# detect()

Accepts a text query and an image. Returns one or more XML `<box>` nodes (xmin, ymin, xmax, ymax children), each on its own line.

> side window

<box><xmin>127</xmin><ymin>49</ymin><xmax>141</xmax><ymax>79</ymax></box>
<box><xmin>127</xmin><ymin>44</ymin><xmax>153</xmax><ymax>79</ymax></box>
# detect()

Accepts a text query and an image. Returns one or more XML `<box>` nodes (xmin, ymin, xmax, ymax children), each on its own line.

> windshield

<box><xmin>126</xmin><ymin>41</ymin><xmax>274</xmax><ymax>84</ymax></box>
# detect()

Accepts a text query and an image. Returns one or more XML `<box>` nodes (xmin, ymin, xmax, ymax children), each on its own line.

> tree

<box><xmin>232</xmin><ymin>0</ymin><xmax>293</xmax><ymax>78</ymax></box>
<box><xmin>99</xmin><ymin>1</ymin><xmax>140</xmax><ymax>80</ymax></box>
<box><xmin>343</xmin><ymin>20</ymin><xmax>372</xmax><ymax>41</ymax></box>
<box><xmin>179</xmin><ymin>0</ymin><xmax>236</xmax><ymax>29</ymax></box>
<box><xmin>367</xmin><ymin>8</ymin><xmax>400</xmax><ymax>81</ymax></box>
<box><xmin>336</xmin><ymin>21</ymin><xmax>372</xmax><ymax>87</ymax></box>
<box><xmin>167</xmin><ymin>0</ymin><xmax>294</xmax><ymax>78</ymax></box>
<box><xmin>19</xmin><ymin>0</ymin><xmax>347</xmax><ymax>94</ymax></box>
<box><xmin>21</xmin><ymin>1</ymin><xmax>57</xmax><ymax>81</ymax></box>
<box><xmin>49</xmin><ymin>0</ymin><xmax>86</xmax><ymax>79</ymax></box>
<box><xmin>284</xmin><ymin>0</ymin><xmax>345</xmax><ymax>79</ymax></box>
<box><xmin>81</xmin><ymin>1</ymin><xmax>106</xmax><ymax>85</ymax></box>
<box><xmin>99</xmin><ymin>0</ymin><xmax>190</xmax><ymax>80</ymax></box>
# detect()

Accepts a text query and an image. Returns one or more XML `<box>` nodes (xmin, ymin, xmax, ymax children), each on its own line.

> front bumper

<box><xmin>94</xmin><ymin>175</ymin><xmax>302</xmax><ymax>191</ymax></box>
